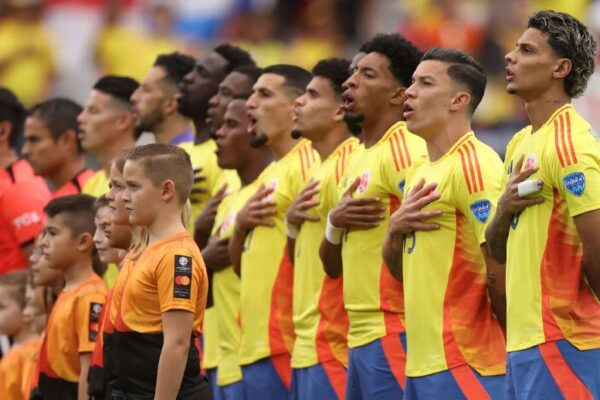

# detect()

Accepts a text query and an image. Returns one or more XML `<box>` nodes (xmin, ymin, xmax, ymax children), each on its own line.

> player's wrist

<box><xmin>285</xmin><ymin>218</ymin><xmax>299</xmax><ymax>239</ymax></box>
<box><xmin>325</xmin><ymin>212</ymin><xmax>344</xmax><ymax>245</ymax></box>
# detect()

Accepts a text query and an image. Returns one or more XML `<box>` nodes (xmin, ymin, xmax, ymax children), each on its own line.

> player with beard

<box><xmin>227</xmin><ymin>65</ymin><xmax>316</xmax><ymax>399</ymax></box>
<box><xmin>485</xmin><ymin>11</ymin><xmax>600</xmax><ymax>398</ymax></box>
<box><xmin>319</xmin><ymin>34</ymin><xmax>427</xmax><ymax>400</ymax></box>
<box><xmin>201</xmin><ymin>97</ymin><xmax>272</xmax><ymax>399</ymax></box>
<box><xmin>78</xmin><ymin>76</ymin><xmax>139</xmax><ymax>198</ymax></box>
<box><xmin>286</xmin><ymin>58</ymin><xmax>358</xmax><ymax>400</ymax></box>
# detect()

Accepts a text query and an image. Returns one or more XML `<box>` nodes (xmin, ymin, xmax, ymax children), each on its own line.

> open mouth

<box><xmin>247</xmin><ymin>112</ymin><xmax>258</xmax><ymax>134</ymax></box>
<box><xmin>341</xmin><ymin>92</ymin><xmax>355</xmax><ymax>111</ymax></box>
<box><xmin>403</xmin><ymin>103</ymin><xmax>415</xmax><ymax>119</ymax></box>
<box><xmin>506</xmin><ymin>68</ymin><xmax>515</xmax><ymax>82</ymax></box>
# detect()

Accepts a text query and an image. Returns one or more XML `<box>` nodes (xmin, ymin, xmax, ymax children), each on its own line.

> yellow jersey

<box><xmin>239</xmin><ymin>139</ymin><xmax>319</xmax><ymax>364</ymax></box>
<box><xmin>339</xmin><ymin>121</ymin><xmax>427</xmax><ymax>348</ymax></box>
<box><xmin>292</xmin><ymin>137</ymin><xmax>358</xmax><ymax>368</ymax></box>
<box><xmin>402</xmin><ymin>131</ymin><xmax>506</xmax><ymax>377</ymax></box>
<box><xmin>504</xmin><ymin>104</ymin><xmax>600</xmax><ymax>352</ymax></box>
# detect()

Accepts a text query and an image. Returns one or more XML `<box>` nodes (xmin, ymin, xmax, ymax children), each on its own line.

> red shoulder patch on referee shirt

<box><xmin>89</xmin><ymin>302</ymin><xmax>102</xmax><ymax>342</ymax></box>
<box><xmin>174</xmin><ymin>255</ymin><xmax>192</xmax><ymax>299</ymax></box>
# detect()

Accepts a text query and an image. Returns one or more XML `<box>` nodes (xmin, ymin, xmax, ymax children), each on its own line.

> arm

<box><xmin>486</xmin><ymin>156</ymin><xmax>544</xmax><ymax>263</ymax></box>
<box><xmin>194</xmin><ymin>185</ymin><xmax>229</xmax><ymax>249</ymax></box>
<box><xmin>382</xmin><ymin>232</ymin><xmax>405</xmax><ymax>281</ymax></box>
<box><xmin>482</xmin><ymin>245</ymin><xmax>506</xmax><ymax>333</ymax></box>
<box><xmin>285</xmin><ymin>179</ymin><xmax>321</xmax><ymax>265</ymax></box>
<box><xmin>155</xmin><ymin>310</ymin><xmax>195</xmax><ymax>400</ymax></box>
<box><xmin>574</xmin><ymin>209</ymin><xmax>600</xmax><ymax>298</ymax></box>
<box><xmin>78</xmin><ymin>353</ymin><xmax>91</xmax><ymax>400</ymax></box>
<box><xmin>229</xmin><ymin>225</ymin><xmax>247</xmax><ymax>277</ymax></box>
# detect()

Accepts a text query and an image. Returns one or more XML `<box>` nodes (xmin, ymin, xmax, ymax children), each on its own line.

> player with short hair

<box><xmin>112</xmin><ymin>143</ymin><xmax>210</xmax><ymax>399</ymax></box>
<box><xmin>228</xmin><ymin>64</ymin><xmax>316</xmax><ymax>399</ymax></box>
<box><xmin>36</xmin><ymin>194</ymin><xmax>108</xmax><ymax>400</ymax></box>
<box><xmin>23</xmin><ymin>98</ymin><xmax>93</xmax><ymax>198</ymax></box>
<box><xmin>286</xmin><ymin>58</ymin><xmax>358</xmax><ymax>400</ymax></box>
<box><xmin>382</xmin><ymin>47</ymin><xmax>506</xmax><ymax>399</ymax></box>
<box><xmin>485</xmin><ymin>10</ymin><xmax>600</xmax><ymax>398</ymax></box>
<box><xmin>319</xmin><ymin>33</ymin><xmax>427</xmax><ymax>400</ymax></box>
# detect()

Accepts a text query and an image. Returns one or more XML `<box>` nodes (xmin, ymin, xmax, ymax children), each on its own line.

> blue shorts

<box><xmin>241</xmin><ymin>354</ymin><xmax>291</xmax><ymax>400</ymax></box>
<box><xmin>215</xmin><ymin>380</ymin><xmax>245</xmax><ymax>400</ymax></box>
<box><xmin>507</xmin><ymin>339</ymin><xmax>600</xmax><ymax>399</ymax></box>
<box><xmin>405</xmin><ymin>365</ymin><xmax>505</xmax><ymax>399</ymax></box>
<box><xmin>346</xmin><ymin>333</ymin><xmax>407</xmax><ymax>400</ymax></box>
<box><xmin>291</xmin><ymin>360</ymin><xmax>347</xmax><ymax>400</ymax></box>
<box><xmin>205</xmin><ymin>368</ymin><xmax>222</xmax><ymax>399</ymax></box>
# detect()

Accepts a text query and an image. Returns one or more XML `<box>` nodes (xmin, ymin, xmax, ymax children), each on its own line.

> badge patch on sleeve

<box><xmin>563</xmin><ymin>172</ymin><xmax>585</xmax><ymax>197</ymax></box>
<box><xmin>88</xmin><ymin>302</ymin><xmax>102</xmax><ymax>342</ymax></box>
<box><xmin>174</xmin><ymin>255</ymin><xmax>192</xmax><ymax>299</ymax></box>
<box><xmin>470</xmin><ymin>200</ymin><xmax>492</xmax><ymax>223</ymax></box>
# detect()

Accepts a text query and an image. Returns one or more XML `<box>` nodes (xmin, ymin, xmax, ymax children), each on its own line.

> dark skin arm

<box><xmin>285</xmin><ymin>179</ymin><xmax>320</xmax><ymax>264</ymax></box>
<box><xmin>228</xmin><ymin>185</ymin><xmax>276</xmax><ymax>276</ymax></box>
<box><xmin>194</xmin><ymin>185</ymin><xmax>229</xmax><ymax>249</ymax></box>
<box><xmin>202</xmin><ymin>236</ymin><xmax>230</xmax><ymax>308</ymax></box>
<box><xmin>319</xmin><ymin>177</ymin><xmax>385</xmax><ymax>278</ymax></box>
<box><xmin>485</xmin><ymin>156</ymin><xmax>544</xmax><ymax>263</ymax></box>
<box><xmin>574</xmin><ymin>209</ymin><xmax>600</xmax><ymax>298</ymax></box>
<box><xmin>381</xmin><ymin>180</ymin><xmax>441</xmax><ymax>281</ymax></box>
<box><xmin>483</xmin><ymin>246</ymin><xmax>506</xmax><ymax>334</ymax></box>
<box><xmin>189</xmin><ymin>166</ymin><xmax>208</xmax><ymax>205</ymax></box>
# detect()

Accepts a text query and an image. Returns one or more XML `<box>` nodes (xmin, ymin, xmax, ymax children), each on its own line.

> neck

<box><xmin>362</xmin><ymin>111</ymin><xmax>402</xmax><ymax>148</ymax></box>
<box><xmin>154</xmin><ymin>117</ymin><xmax>193</xmax><ymax>144</ymax></box>
<box><xmin>193</xmin><ymin>118</ymin><xmax>212</xmax><ymax>145</ymax></box>
<box><xmin>147</xmin><ymin>207</ymin><xmax>187</xmax><ymax>243</ymax></box>
<box><xmin>424</xmin><ymin>117</ymin><xmax>472</xmax><ymax>162</ymax></box>
<box><xmin>524</xmin><ymin>90</ymin><xmax>571</xmax><ymax>132</ymax></box>
<box><xmin>95</xmin><ymin>133</ymin><xmax>135</xmax><ymax>173</ymax></box>
<box><xmin>268</xmin><ymin>129</ymin><xmax>299</xmax><ymax>160</ymax></box>
<box><xmin>49</xmin><ymin>155</ymin><xmax>86</xmax><ymax>191</ymax></box>
<box><xmin>62</xmin><ymin>258</ymin><xmax>95</xmax><ymax>289</ymax></box>
<box><xmin>310</xmin><ymin>125</ymin><xmax>352</xmax><ymax>160</ymax></box>
<box><xmin>11</xmin><ymin>327</ymin><xmax>36</xmax><ymax>345</ymax></box>
<box><xmin>116</xmin><ymin>249</ymin><xmax>128</xmax><ymax>266</ymax></box>
<box><xmin>0</xmin><ymin>147</ymin><xmax>17</xmax><ymax>169</ymax></box>
<box><xmin>237</xmin><ymin>151</ymin><xmax>273</xmax><ymax>186</ymax></box>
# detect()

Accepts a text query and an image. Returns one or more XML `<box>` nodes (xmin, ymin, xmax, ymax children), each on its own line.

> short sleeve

<box><xmin>548</xmin><ymin>128</ymin><xmax>600</xmax><ymax>217</ymax></box>
<box><xmin>1</xmin><ymin>182</ymin><xmax>47</xmax><ymax>245</ymax></box>
<box><xmin>75</xmin><ymin>292</ymin><xmax>106</xmax><ymax>353</ymax></box>
<box><xmin>454</xmin><ymin>149</ymin><xmax>504</xmax><ymax>245</ymax></box>
<box><xmin>155</xmin><ymin>248</ymin><xmax>204</xmax><ymax>314</ymax></box>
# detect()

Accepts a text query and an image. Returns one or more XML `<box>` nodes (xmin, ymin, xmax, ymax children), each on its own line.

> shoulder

<box><xmin>453</xmin><ymin>136</ymin><xmax>500</xmax><ymax>194</ymax></box>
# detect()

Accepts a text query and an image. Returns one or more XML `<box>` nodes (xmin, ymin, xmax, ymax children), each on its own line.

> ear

<box><xmin>116</xmin><ymin>111</ymin><xmax>135</xmax><ymax>133</ymax></box>
<box><xmin>161</xmin><ymin>179</ymin><xmax>177</xmax><ymax>202</ymax></box>
<box><xmin>333</xmin><ymin>104</ymin><xmax>345</xmax><ymax>122</ymax></box>
<box><xmin>553</xmin><ymin>58</ymin><xmax>572</xmax><ymax>80</ymax></box>
<box><xmin>76</xmin><ymin>232</ymin><xmax>94</xmax><ymax>253</ymax></box>
<box><xmin>59</xmin><ymin>129</ymin><xmax>80</xmax><ymax>152</ymax></box>
<box><xmin>449</xmin><ymin>91</ymin><xmax>471</xmax><ymax>113</ymax></box>
<box><xmin>162</xmin><ymin>94</ymin><xmax>180</xmax><ymax>116</ymax></box>
<box><xmin>0</xmin><ymin>120</ymin><xmax>12</xmax><ymax>146</ymax></box>
<box><xmin>389</xmin><ymin>86</ymin><xmax>406</xmax><ymax>106</ymax></box>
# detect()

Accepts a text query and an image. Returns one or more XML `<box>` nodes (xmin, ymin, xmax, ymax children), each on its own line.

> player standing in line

<box><xmin>286</xmin><ymin>58</ymin><xmax>358</xmax><ymax>400</ymax></box>
<box><xmin>318</xmin><ymin>34</ymin><xmax>426</xmax><ymax>400</ymax></box>
<box><xmin>485</xmin><ymin>10</ymin><xmax>600</xmax><ymax>399</ymax></box>
<box><xmin>382</xmin><ymin>48</ymin><xmax>506</xmax><ymax>399</ymax></box>
<box><xmin>228</xmin><ymin>65</ymin><xmax>316</xmax><ymax>399</ymax></box>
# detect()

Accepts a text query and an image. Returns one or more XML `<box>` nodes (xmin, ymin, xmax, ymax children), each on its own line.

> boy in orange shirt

<box><xmin>36</xmin><ymin>194</ymin><xmax>108</xmax><ymax>400</ymax></box>
<box><xmin>112</xmin><ymin>143</ymin><xmax>209</xmax><ymax>399</ymax></box>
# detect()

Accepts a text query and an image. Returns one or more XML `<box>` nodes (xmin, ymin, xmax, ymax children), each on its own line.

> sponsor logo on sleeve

<box><xmin>563</xmin><ymin>172</ymin><xmax>585</xmax><ymax>197</ymax></box>
<box><xmin>174</xmin><ymin>255</ymin><xmax>192</xmax><ymax>299</ymax></box>
<box><xmin>470</xmin><ymin>200</ymin><xmax>492</xmax><ymax>223</ymax></box>
<box><xmin>88</xmin><ymin>302</ymin><xmax>102</xmax><ymax>342</ymax></box>
<box><xmin>12</xmin><ymin>211</ymin><xmax>41</xmax><ymax>229</ymax></box>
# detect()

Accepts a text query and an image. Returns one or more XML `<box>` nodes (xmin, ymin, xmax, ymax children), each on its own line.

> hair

<box><xmin>44</xmin><ymin>194</ymin><xmax>97</xmax><ymax>238</ymax></box>
<box><xmin>213</xmin><ymin>44</ymin><xmax>255</xmax><ymax>73</ymax></box>
<box><xmin>527</xmin><ymin>10</ymin><xmax>596</xmax><ymax>98</ymax></box>
<box><xmin>0</xmin><ymin>87</ymin><xmax>25</xmax><ymax>148</ymax></box>
<box><xmin>114</xmin><ymin>148</ymin><xmax>129</xmax><ymax>173</ymax></box>
<box><xmin>421</xmin><ymin>47</ymin><xmax>487</xmax><ymax>115</ymax></box>
<box><xmin>93</xmin><ymin>194</ymin><xmax>110</xmax><ymax>213</ymax></box>
<box><xmin>263</xmin><ymin>64</ymin><xmax>312</xmax><ymax>97</ymax></box>
<box><xmin>0</xmin><ymin>270</ymin><xmax>28</xmax><ymax>308</ymax></box>
<box><xmin>93</xmin><ymin>75</ymin><xmax>139</xmax><ymax>106</ymax></box>
<box><xmin>29</xmin><ymin>98</ymin><xmax>83</xmax><ymax>148</ymax></box>
<box><xmin>360</xmin><ymin>33</ymin><xmax>423</xmax><ymax>87</ymax></box>
<box><xmin>233</xmin><ymin>65</ymin><xmax>263</xmax><ymax>85</ymax></box>
<box><xmin>154</xmin><ymin>52</ymin><xmax>196</xmax><ymax>86</ymax></box>
<box><xmin>312</xmin><ymin>58</ymin><xmax>352</xmax><ymax>96</ymax></box>
<box><xmin>124</xmin><ymin>143</ymin><xmax>193</xmax><ymax>205</ymax></box>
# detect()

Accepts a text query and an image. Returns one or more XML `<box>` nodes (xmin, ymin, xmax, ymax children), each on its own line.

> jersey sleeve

<box><xmin>75</xmin><ymin>292</ymin><xmax>107</xmax><ymax>353</ymax></box>
<box><xmin>1</xmin><ymin>182</ymin><xmax>46</xmax><ymax>246</ymax></box>
<box><xmin>454</xmin><ymin>148</ymin><xmax>504</xmax><ymax>245</ymax></box>
<box><xmin>547</xmin><ymin>127</ymin><xmax>600</xmax><ymax>217</ymax></box>
<box><xmin>155</xmin><ymin>247</ymin><xmax>205</xmax><ymax>314</ymax></box>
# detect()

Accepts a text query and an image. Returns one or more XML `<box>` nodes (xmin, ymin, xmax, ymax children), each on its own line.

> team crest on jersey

<box><xmin>398</xmin><ymin>179</ymin><xmax>406</xmax><ymax>194</ymax></box>
<box><xmin>357</xmin><ymin>171</ymin><xmax>371</xmax><ymax>194</ymax></box>
<box><xmin>174</xmin><ymin>255</ymin><xmax>192</xmax><ymax>299</ymax></box>
<box><xmin>88</xmin><ymin>302</ymin><xmax>102</xmax><ymax>342</ymax></box>
<box><xmin>525</xmin><ymin>153</ymin><xmax>538</xmax><ymax>170</ymax></box>
<box><xmin>221</xmin><ymin>212</ymin><xmax>236</xmax><ymax>233</ymax></box>
<box><xmin>563</xmin><ymin>172</ymin><xmax>585</xmax><ymax>197</ymax></box>
<box><xmin>470</xmin><ymin>200</ymin><xmax>492</xmax><ymax>223</ymax></box>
